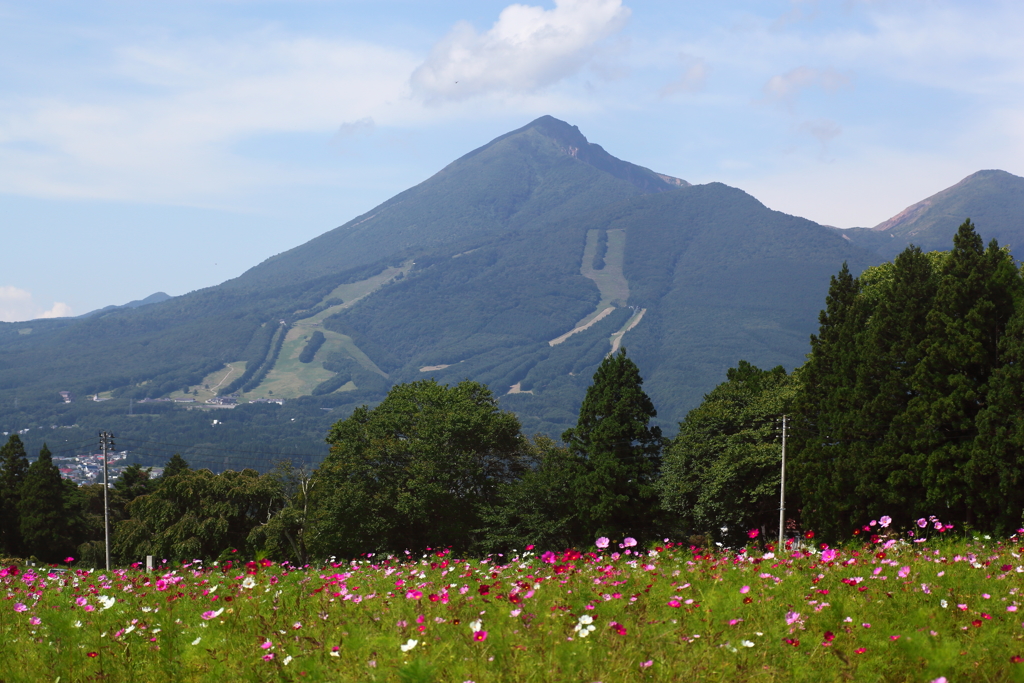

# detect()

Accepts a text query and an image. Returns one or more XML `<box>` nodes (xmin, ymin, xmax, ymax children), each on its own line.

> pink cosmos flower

<box><xmin>405</xmin><ymin>590</ymin><xmax>423</xmax><ymax>600</ymax></box>
<box><xmin>640</xmin><ymin>660</ymin><xmax>653</xmax><ymax>669</ymax></box>
<box><xmin>472</xmin><ymin>630</ymin><xmax>487</xmax><ymax>642</ymax></box>
<box><xmin>821</xmin><ymin>549</ymin><xmax>837</xmax><ymax>563</ymax></box>
<box><xmin>622</xmin><ymin>537</ymin><xmax>637</xmax><ymax>548</ymax></box>
<box><xmin>739</xmin><ymin>586</ymin><xmax>750</xmax><ymax>594</ymax></box>
<box><xmin>261</xmin><ymin>640</ymin><xmax>273</xmax><ymax>650</ymax></box>
<box><xmin>785</xmin><ymin>611</ymin><xmax>801</xmax><ymax>626</ymax></box>
<box><xmin>596</xmin><ymin>537</ymin><xmax>610</xmax><ymax>549</ymax></box>
<box><xmin>29</xmin><ymin>616</ymin><xmax>41</xmax><ymax>625</ymax></box>
<box><xmin>262</xmin><ymin>654</ymin><xmax>274</xmax><ymax>661</ymax></box>
<box><xmin>917</xmin><ymin>518</ymin><xmax>928</xmax><ymax>528</ymax></box>
<box><xmin>879</xmin><ymin>516</ymin><xmax>892</xmax><ymax>528</ymax></box>
<box><xmin>75</xmin><ymin>597</ymin><xmax>88</xmax><ymax>607</ymax></box>
<box><xmin>898</xmin><ymin>566</ymin><xmax>910</xmax><ymax>579</ymax></box>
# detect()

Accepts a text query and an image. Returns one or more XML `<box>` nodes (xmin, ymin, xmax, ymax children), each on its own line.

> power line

<box><xmin>115</xmin><ymin>436</ymin><xmax>330</xmax><ymax>459</ymax></box>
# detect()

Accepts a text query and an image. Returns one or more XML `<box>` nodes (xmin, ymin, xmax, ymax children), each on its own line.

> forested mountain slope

<box><xmin>1</xmin><ymin>117</ymin><xmax>1013</xmax><ymax>467</ymax></box>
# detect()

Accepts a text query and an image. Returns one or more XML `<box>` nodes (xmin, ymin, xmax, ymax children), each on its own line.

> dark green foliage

<box><xmin>247</xmin><ymin>460</ymin><xmax>314</xmax><ymax>564</ymax></box>
<box><xmin>299</xmin><ymin>330</ymin><xmax>326</xmax><ymax>363</ymax></box>
<box><xmin>791</xmin><ymin>221</ymin><xmax>1024</xmax><ymax>538</ymax></box>
<box><xmin>311</xmin><ymin>371</ymin><xmax>351</xmax><ymax>396</ymax></box>
<box><xmin>162</xmin><ymin>454</ymin><xmax>190</xmax><ymax>480</ymax></box>
<box><xmin>311</xmin><ymin>380</ymin><xmax>528</xmax><ymax>557</ymax></box>
<box><xmin>241</xmin><ymin>323</ymin><xmax>289</xmax><ymax>393</ymax></box>
<box><xmin>478</xmin><ymin>435</ymin><xmax>586</xmax><ymax>552</ymax></box>
<box><xmin>592</xmin><ymin>229</ymin><xmax>608</xmax><ymax>270</ymax></box>
<box><xmin>220</xmin><ymin>323</ymin><xmax>277</xmax><ymax>395</ymax></box>
<box><xmin>113</xmin><ymin>467</ymin><xmax>283</xmax><ymax>562</ymax></box>
<box><xmin>0</xmin><ymin>434</ymin><xmax>29</xmax><ymax>556</ymax></box>
<box><xmin>17</xmin><ymin>444</ymin><xmax>72</xmax><ymax>562</ymax></box>
<box><xmin>660</xmin><ymin>361</ymin><xmax>795</xmax><ymax>545</ymax></box>
<box><xmin>562</xmin><ymin>349</ymin><xmax>664</xmax><ymax>541</ymax></box>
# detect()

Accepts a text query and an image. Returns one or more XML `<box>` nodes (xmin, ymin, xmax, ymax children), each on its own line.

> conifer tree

<box><xmin>562</xmin><ymin>348</ymin><xmax>663</xmax><ymax>541</ymax></box>
<box><xmin>893</xmin><ymin>220</ymin><xmax>1020</xmax><ymax>526</ymax></box>
<box><xmin>0</xmin><ymin>434</ymin><xmax>30</xmax><ymax>556</ymax></box>
<box><xmin>18</xmin><ymin>444</ymin><xmax>70</xmax><ymax>562</ymax></box>
<box><xmin>161</xmin><ymin>454</ymin><xmax>190</xmax><ymax>481</ymax></box>
<box><xmin>788</xmin><ymin>263</ymin><xmax>866</xmax><ymax>537</ymax></box>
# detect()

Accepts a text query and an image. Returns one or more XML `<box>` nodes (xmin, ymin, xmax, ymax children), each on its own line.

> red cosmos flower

<box><xmin>1011</xmin><ymin>655</ymin><xmax>1023</xmax><ymax>664</ymax></box>
<box><xmin>246</xmin><ymin>561</ymin><xmax>259</xmax><ymax>575</ymax></box>
<box><xmin>972</xmin><ymin>620</ymin><xmax>983</xmax><ymax>628</ymax></box>
<box><xmin>478</xmin><ymin>585</ymin><xmax>490</xmax><ymax>596</ymax></box>
<box><xmin>804</xmin><ymin>531</ymin><xmax>815</xmax><ymax>540</ymax></box>
<box><xmin>428</xmin><ymin>594</ymin><xmax>441</xmax><ymax>602</ymax></box>
<box><xmin>876</xmin><ymin>552</ymin><xmax>886</xmax><ymax>559</ymax></box>
<box><xmin>855</xmin><ymin>648</ymin><xmax>867</xmax><ymax>654</ymax></box>
<box><xmin>610</xmin><ymin>622</ymin><xmax>627</xmax><ymax>636</ymax></box>
<box><xmin>783</xmin><ymin>638</ymin><xmax>799</xmax><ymax>647</ymax></box>
<box><xmin>743</xmin><ymin>597</ymin><xmax>753</xmax><ymax>604</ymax></box>
<box><xmin>853</xmin><ymin>529</ymin><xmax>861</xmax><ymax>536</ymax></box>
<box><xmin>1002</xmin><ymin>565</ymin><xmax>1013</xmax><ymax>572</ymax></box>
<box><xmin>823</xmin><ymin>631</ymin><xmax>836</xmax><ymax>643</ymax></box>
<box><xmin>509</xmin><ymin>593</ymin><xmax>522</xmax><ymax>604</ymax></box>
<box><xmin>87</xmin><ymin>652</ymin><xmax>98</xmax><ymax>658</ymax></box>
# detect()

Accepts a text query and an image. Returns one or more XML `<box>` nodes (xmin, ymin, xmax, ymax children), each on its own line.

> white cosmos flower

<box><xmin>97</xmin><ymin>596</ymin><xmax>115</xmax><ymax>610</ymax></box>
<box><xmin>191</xmin><ymin>637</ymin><xmax>201</xmax><ymax>645</ymax></box>
<box><xmin>241</xmin><ymin>576</ymin><xmax>256</xmax><ymax>589</ymax></box>
<box><xmin>578</xmin><ymin>614</ymin><xmax>594</xmax><ymax>625</ymax></box>
<box><xmin>469</xmin><ymin>619</ymin><xmax>482</xmax><ymax>632</ymax></box>
<box><xmin>400</xmin><ymin>639</ymin><xmax>418</xmax><ymax>652</ymax></box>
<box><xmin>741</xmin><ymin>640</ymin><xmax>755</xmax><ymax>647</ymax></box>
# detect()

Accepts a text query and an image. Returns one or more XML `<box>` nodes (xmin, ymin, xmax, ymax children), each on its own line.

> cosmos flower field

<box><xmin>3</xmin><ymin>520</ymin><xmax>1024</xmax><ymax>682</ymax></box>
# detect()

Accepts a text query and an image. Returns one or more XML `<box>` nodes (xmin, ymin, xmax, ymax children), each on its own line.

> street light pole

<box><xmin>99</xmin><ymin>431</ymin><xmax>114</xmax><ymax>571</ymax></box>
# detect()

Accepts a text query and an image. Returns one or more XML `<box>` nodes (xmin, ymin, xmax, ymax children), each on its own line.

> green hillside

<box><xmin>4</xmin><ymin>116</ymin><xmax>1011</xmax><ymax>469</ymax></box>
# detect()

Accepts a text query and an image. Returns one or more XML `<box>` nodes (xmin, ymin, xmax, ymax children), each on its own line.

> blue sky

<box><xmin>2</xmin><ymin>0</ymin><xmax>1023</xmax><ymax>321</ymax></box>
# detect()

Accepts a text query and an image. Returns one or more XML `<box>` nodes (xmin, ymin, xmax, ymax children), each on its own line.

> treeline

<box><xmin>0</xmin><ymin>349</ymin><xmax>668</xmax><ymax>564</ymax></box>
<box><xmin>6</xmin><ymin>220</ymin><xmax>1024</xmax><ymax>565</ymax></box>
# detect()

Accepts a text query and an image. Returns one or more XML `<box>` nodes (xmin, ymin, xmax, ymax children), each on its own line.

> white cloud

<box><xmin>410</xmin><ymin>0</ymin><xmax>631</xmax><ymax>103</ymax></box>
<box><xmin>0</xmin><ymin>286</ymin><xmax>71</xmax><ymax>322</ymax></box>
<box><xmin>0</xmin><ymin>36</ymin><xmax>420</xmax><ymax>204</ymax></box>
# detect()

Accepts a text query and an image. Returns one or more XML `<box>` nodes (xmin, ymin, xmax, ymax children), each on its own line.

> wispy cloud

<box><xmin>410</xmin><ymin>0</ymin><xmax>631</xmax><ymax>103</ymax></box>
<box><xmin>761</xmin><ymin>66</ymin><xmax>849</xmax><ymax>108</ymax></box>
<box><xmin>660</xmin><ymin>54</ymin><xmax>708</xmax><ymax>96</ymax></box>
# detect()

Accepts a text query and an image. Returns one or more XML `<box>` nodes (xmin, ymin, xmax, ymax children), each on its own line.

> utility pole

<box><xmin>778</xmin><ymin>415</ymin><xmax>787</xmax><ymax>550</ymax></box>
<box><xmin>99</xmin><ymin>431</ymin><xmax>114</xmax><ymax>571</ymax></box>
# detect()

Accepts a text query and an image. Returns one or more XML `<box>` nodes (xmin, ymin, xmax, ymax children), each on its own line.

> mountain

<box><xmin>840</xmin><ymin>170</ymin><xmax>1024</xmax><ymax>258</ymax></box>
<box><xmin>79</xmin><ymin>292</ymin><xmax>173</xmax><ymax>318</ymax></box>
<box><xmin>4</xmin><ymin>116</ymin><xmax>1008</xmax><ymax>470</ymax></box>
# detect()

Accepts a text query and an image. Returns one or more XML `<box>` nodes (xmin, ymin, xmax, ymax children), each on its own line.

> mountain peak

<box><xmin>461</xmin><ymin>115</ymin><xmax>689</xmax><ymax>194</ymax></box>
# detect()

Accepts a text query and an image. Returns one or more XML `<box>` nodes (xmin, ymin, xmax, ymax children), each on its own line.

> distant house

<box><xmin>59</xmin><ymin>391</ymin><xmax>72</xmax><ymax>403</ymax></box>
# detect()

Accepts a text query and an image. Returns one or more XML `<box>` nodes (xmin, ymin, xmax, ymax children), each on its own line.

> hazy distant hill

<box><xmin>840</xmin><ymin>170</ymin><xmax>1024</xmax><ymax>258</ymax></box>
<box><xmin>1</xmin><ymin>117</ymin><xmax>1016</xmax><ymax>468</ymax></box>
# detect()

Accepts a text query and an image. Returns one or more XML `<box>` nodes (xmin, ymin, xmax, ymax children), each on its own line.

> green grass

<box><xmin>4</xmin><ymin>529</ymin><xmax>1024</xmax><ymax>682</ymax></box>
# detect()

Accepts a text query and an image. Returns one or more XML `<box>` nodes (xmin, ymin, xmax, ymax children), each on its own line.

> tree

<box><xmin>660</xmin><ymin>361</ymin><xmax>795</xmax><ymax>545</ymax></box>
<box><xmin>893</xmin><ymin>221</ymin><xmax>1020</xmax><ymax>526</ymax></box>
<box><xmin>562</xmin><ymin>348</ymin><xmax>664</xmax><ymax>542</ymax></box>
<box><xmin>112</xmin><ymin>464</ymin><xmax>154</xmax><ymax>523</ymax></box>
<box><xmin>161</xmin><ymin>454</ymin><xmax>190</xmax><ymax>480</ymax></box>
<box><xmin>310</xmin><ymin>379</ymin><xmax>527</xmax><ymax>558</ymax></box>
<box><xmin>478</xmin><ymin>435</ymin><xmax>586</xmax><ymax>553</ymax></box>
<box><xmin>248</xmin><ymin>460</ymin><xmax>315</xmax><ymax>564</ymax></box>
<box><xmin>114</xmin><ymin>468</ymin><xmax>283</xmax><ymax>562</ymax></box>
<box><xmin>0</xmin><ymin>434</ymin><xmax>30</xmax><ymax>556</ymax></box>
<box><xmin>18</xmin><ymin>444</ymin><xmax>71</xmax><ymax>562</ymax></box>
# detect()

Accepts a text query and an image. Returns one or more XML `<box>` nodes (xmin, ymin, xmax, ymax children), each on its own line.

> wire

<box><xmin>115</xmin><ymin>436</ymin><xmax>329</xmax><ymax>460</ymax></box>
